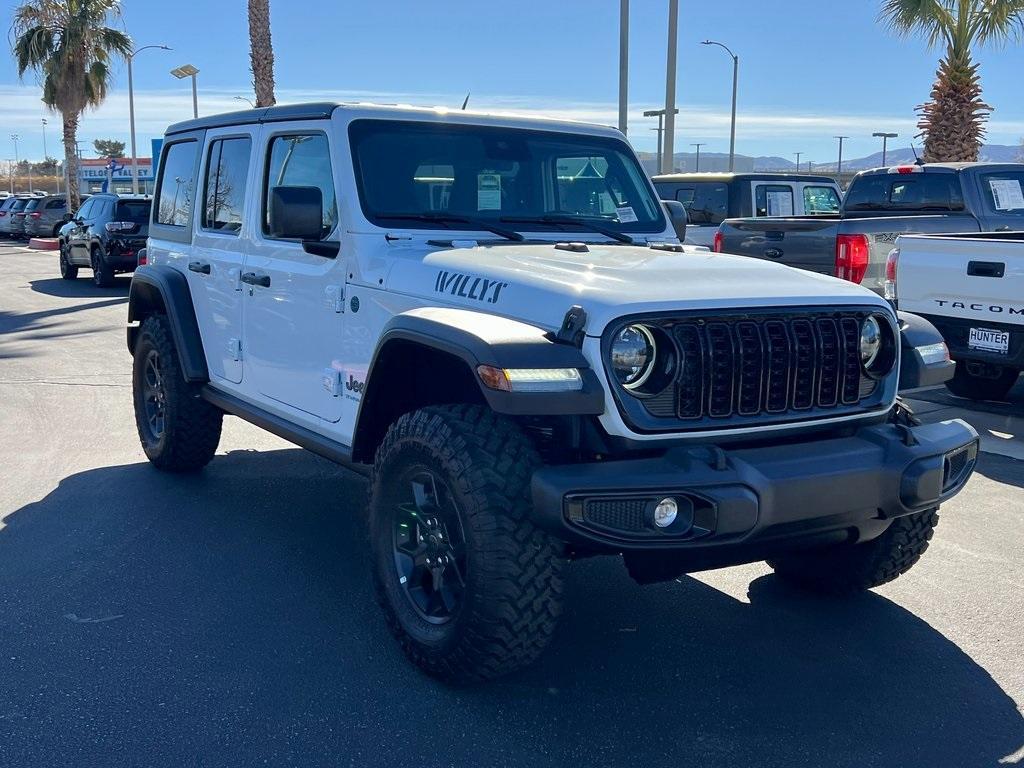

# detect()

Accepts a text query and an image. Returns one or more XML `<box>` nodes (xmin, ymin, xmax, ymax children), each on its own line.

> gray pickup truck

<box><xmin>715</xmin><ymin>163</ymin><xmax>1024</xmax><ymax>295</ymax></box>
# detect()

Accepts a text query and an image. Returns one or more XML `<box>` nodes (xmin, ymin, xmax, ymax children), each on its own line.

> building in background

<box><xmin>78</xmin><ymin>157</ymin><xmax>154</xmax><ymax>195</ymax></box>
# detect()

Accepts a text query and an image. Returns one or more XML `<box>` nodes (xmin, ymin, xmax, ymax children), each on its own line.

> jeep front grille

<box><xmin>606</xmin><ymin>307</ymin><xmax>895</xmax><ymax>433</ymax></box>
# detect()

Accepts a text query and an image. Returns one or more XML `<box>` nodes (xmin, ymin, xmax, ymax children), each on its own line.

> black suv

<box><xmin>59</xmin><ymin>193</ymin><xmax>151</xmax><ymax>286</ymax></box>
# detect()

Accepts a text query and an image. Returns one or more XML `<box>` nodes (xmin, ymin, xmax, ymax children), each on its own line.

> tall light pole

<box><xmin>618</xmin><ymin>0</ymin><xmax>629</xmax><ymax>135</ymax></box>
<box><xmin>10</xmin><ymin>135</ymin><xmax>20</xmax><ymax>194</ymax></box>
<box><xmin>701</xmin><ymin>40</ymin><xmax>738</xmax><ymax>172</ymax></box>
<box><xmin>835</xmin><ymin>135</ymin><xmax>850</xmax><ymax>176</ymax></box>
<box><xmin>691</xmin><ymin>143</ymin><xmax>705</xmax><ymax>172</ymax></box>
<box><xmin>662</xmin><ymin>0</ymin><xmax>679</xmax><ymax>174</ymax></box>
<box><xmin>128</xmin><ymin>45</ymin><xmax>171</xmax><ymax>195</ymax></box>
<box><xmin>41</xmin><ymin>117</ymin><xmax>57</xmax><ymax>194</ymax></box>
<box><xmin>644</xmin><ymin>108</ymin><xmax>677</xmax><ymax>173</ymax></box>
<box><xmin>872</xmin><ymin>131</ymin><xmax>898</xmax><ymax>166</ymax></box>
<box><xmin>794</xmin><ymin>152</ymin><xmax>803</xmax><ymax>172</ymax></box>
<box><xmin>171</xmin><ymin>64</ymin><xmax>200</xmax><ymax>119</ymax></box>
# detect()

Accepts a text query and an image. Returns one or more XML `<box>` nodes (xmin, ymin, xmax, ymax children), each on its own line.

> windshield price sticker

<box><xmin>616</xmin><ymin>206</ymin><xmax>638</xmax><ymax>223</ymax></box>
<box><xmin>477</xmin><ymin>173</ymin><xmax>502</xmax><ymax>210</ymax></box>
<box><xmin>766</xmin><ymin>190</ymin><xmax>794</xmax><ymax>217</ymax></box>
<box><xmin>989</xmin><ymin>179</ymin><xmax>1024</xmax><ymax>211</ymax></box>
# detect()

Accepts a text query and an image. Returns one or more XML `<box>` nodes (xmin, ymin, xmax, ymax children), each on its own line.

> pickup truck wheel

<box><xmin>59</xmin><ymin>242</ymin><xmax>78</xmax><ymax>280</ymax></box>
<box><xmin>944</xmin><ymin>363</ymin><xmax>1019</xmax><ymax>402</ymax></box>
<box><xmin>132</xmin><ymin>315</ymin><xmax>223</xmax><ymax>472</ymax></box>
<box><xmin>369</xmin><ymin>404</ymin><xmax>563</xmax><ymax>682</ymax></box>
<box><xmin>91</xmin><ymin>246</ymin><xmax>114</xmax><ymax>288</ymax></box>
<box><xmin>767</xmin><ymin>508</ymin><xmax>939</xmax><ymax>595</ymax></box>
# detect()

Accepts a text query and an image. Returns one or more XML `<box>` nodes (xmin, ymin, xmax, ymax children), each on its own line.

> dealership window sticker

<box><xmin>477</xmin><ymin>173</ymin><xmax>502</xmax><ymax>210</ymax></box>
<box><xmin>989</xmin><ymin>179</ymin><xmax>1024</xmax><ymax>211</ymax></box>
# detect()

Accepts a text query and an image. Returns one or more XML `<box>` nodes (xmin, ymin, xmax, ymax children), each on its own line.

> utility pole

<box><xmin>835</xmin><ymin>135</ymin><xmax>850</xmax><ymax>176</ymax></box>
<box><xmin>872</xmin><ymin>131</ymin><xmax>898</xmax><ymax>166</ymax></box>
<box><xmin>662</xmin><ymin>0</ymin><xmax>679</xmax><ymax>174</ymax></box>
<box><xmin>794</xmin><ymin>152</ymin><xmax>802</xmax><ymax>172</ymax></box>
<box><xmin>618</xmin><ymin>0</ymin><xmax>629</xmax><ymax>135</ymax></box>
<box><xmin>644</xmin><ymin>108</ymin><xmax>677</xmax><ymax>173</ymax></box>
<box><xmin>691</xmin><ymin>143</ymin><xmax>705</xmax><ymax>172</ymax></box>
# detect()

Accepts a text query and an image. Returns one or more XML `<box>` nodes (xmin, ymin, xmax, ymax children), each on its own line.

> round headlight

<box><xmin>860</xmin><ymin>316</ymin><xmax>882</xmax><ymax>369</ymax></box>
<box><xmin>610</xmin><ymin>325</ymin><xmax>656</xmax><ymax>389</ymax></box>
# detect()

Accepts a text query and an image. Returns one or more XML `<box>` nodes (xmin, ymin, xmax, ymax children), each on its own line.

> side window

<box><xmin>978</xmin><ymin>172</ymin><xmax>1024</xmax><ymax>216</ymax></box>
<box><xmin>680</xmin><ymin>183</ymin><xmax>728</xmax><ymax>225</ymax></box>
<box><xmin>76</xmin><ymin>199</ymin><xmax>95</xmax><ymax>220</ymax></box>
<box><xmin>803</xmin><ymin>186</ymin><xmax>841</xmax><ymax>214</ymax></box>
<box><xmin>755</xmin><ymin>185</ymin><xmax>794</xmax><ymax>217</ymax></box>
<box><xmin>155</xmin><ymin>140</ymin><xmax>199</xmax><ymax>227</ymax></box>
<box><xmin>202</xmin><ymin>137</ymin><xmax>252</xmax><ymax>233</ymax></box>
<box><xmin>46</xmin><ymin>199</ymin><xmax>66</xmax><ymax>210</ymax></box>
<box><xmin>263</xmin><ymin>134</ymin><xmax>337</xmax><ymax>237</ymax></box>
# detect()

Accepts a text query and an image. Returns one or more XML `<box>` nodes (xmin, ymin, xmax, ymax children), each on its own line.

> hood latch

<box><xmin>555</xmin><ymin>305</ymin><xmax>588</xmax><ymax>347</ymax></box>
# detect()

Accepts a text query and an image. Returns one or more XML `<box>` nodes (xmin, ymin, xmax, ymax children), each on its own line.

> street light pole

<box><xmin>835</xmin><ymin>135</ymin><xmax>850</xmax><ymax>176</ymax></box>
<box><xmin>128</xmin><ymin>45</ymin><xmax>172</xmax><ymax>194</ymax></box>
<box><xmin>10</xmin><ymin>135</ymin><xmax>20</xmax><ymax>194</ymax></box>
<box><xmin>644</xmin><ymin>108</ymin><xmax>678</xmax><ymax>173</ymax></box>
<box><xmin>701</xmin><ymin>40</ymin><xmax>739</xmax><ymax>172</ymax></box>
<box><xmin>794</xmin><ymin>152</ymin><xmax>802</xmax><ymax>172</ymax></box>
<box><xmin>618</xmin><ymin>0</ymin><xmax>629</xmax><ymax>135</ymax></box>
<box><xmin>872</xmin><ymin>131</ymin><xmax>898</xmax><ymax>167</ymax></box>
<box><xmin>691</xmin><ymin>143</ymin><xmax>705</xmax><ymax>172</ymax></box>
<box><xmin>171</xmin><ymin>64</ymin><xmax>201</xmax><ymax>120</ymax></box>
<box><xmin>662</xmin><ymin>0</ymin><xmax>679</xmax><ymax>174</ymax></box>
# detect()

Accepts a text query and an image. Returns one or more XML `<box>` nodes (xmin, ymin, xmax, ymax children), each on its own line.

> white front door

<box><xmin>187</xmin><ymin>129</ymin><xmax>257</xmax><ymax>384</ymax></box>
<box><xmin>241</xmin><ymin>124</ymin><xmax>346</xmax><ymax>422</ymax></box>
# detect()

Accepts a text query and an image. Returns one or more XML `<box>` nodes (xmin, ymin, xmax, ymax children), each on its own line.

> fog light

<box><xmin>653</xmin><ymin>498</ymin><xmax>678</xmax><ymax>528</ymax></box>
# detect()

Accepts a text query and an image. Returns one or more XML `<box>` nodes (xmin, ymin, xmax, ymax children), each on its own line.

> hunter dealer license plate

<box><xmin>968</xmin><ymin>327</ymin><xmax>1010</xmax><ymax>354</ymax></box>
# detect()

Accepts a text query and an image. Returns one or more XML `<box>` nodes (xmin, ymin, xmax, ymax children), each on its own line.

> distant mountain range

<box><xmin>638</xmin><ymin>144</ymin><xmax>1023</xmax><ymax>174</ymax></box>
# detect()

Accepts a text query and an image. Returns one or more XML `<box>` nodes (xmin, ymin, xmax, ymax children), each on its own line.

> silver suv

<box><xmin>24</xmin><ymin>195</ymin><xmax>70</xmax><ymax>239</ymax></box>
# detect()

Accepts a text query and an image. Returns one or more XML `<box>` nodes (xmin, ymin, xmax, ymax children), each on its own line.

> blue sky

<box><xmin>3</xmin><ymin>0</ymin><xmax>1024</xmax><ymax>163</ymax></box>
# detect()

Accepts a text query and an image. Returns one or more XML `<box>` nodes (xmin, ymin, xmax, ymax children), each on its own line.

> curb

<box><xmin>28</xmin><ymin>238</ymin><xmax>59</xmax><ymax>251</ymax></box>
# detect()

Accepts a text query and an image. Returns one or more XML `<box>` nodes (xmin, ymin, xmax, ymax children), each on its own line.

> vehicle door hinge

<box><xmin>228</xmin><ymin>338</ymin><xmax>242</xmax><ymax>362</ymax></box>
<box><xmin>322</xmin><ymin>368</ymin><xmax>343</xmax><ymax>397</ymax></box>
<box><xmin>324</xmin><ymin>284</ymin><xmax>345</xmax><ymax>313</ymax></box>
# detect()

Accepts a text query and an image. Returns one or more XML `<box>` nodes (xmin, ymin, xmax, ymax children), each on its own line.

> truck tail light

<box><xmin>835</xmin><ymin>234</ymin><xmax>869</xmax><ymax>284</ymax></box>
<box><xmin>884</xmin><ymin>247</ymin><xmax>899</xmax><ymax>302</ymax></box>
<box><xmin>29</xmin><ymin>212</ymin><xmax>41</xmax><ymax>219</ymax></box>
<box><xmin>713</xmin><ymin>230</ymin><xmax>724</xmax><ymax>253</ymax></box>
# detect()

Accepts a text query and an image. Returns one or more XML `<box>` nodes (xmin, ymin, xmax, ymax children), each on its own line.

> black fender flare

<box><xmin>897</xmin><ymin>310</ymin><xmax>955</xmax><ymax>391</ymax></box>
<box><xmin>127</xmin><ymin>264</ymin><xmax>209</xmax><ymax>382</ymax></box>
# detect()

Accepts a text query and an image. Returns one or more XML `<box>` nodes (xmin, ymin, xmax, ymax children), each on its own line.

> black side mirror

<box><xmin>662</xmin><ymin>200</ymin><xmax>688</xmax><ymax>242</ymax></box>
<box><xmin>269</xmin><ymin>185</ymin><xmax>324</xmax><ymax>241</ymax></box>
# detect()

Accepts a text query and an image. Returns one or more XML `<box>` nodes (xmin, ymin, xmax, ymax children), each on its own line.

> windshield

<box><xmin>349</xmin><ymin>119</ymin><xmax>665</xmax><ymax>235</ymax></box>
<box><xmin>9</xmin><ymin>198</ymin><xmax>29</xmax><ymax>212</ymax></box>
<box><xmin>24</xmin><ymin>199</ymin><xmax>41</xmax><ymax>212</ymax></box>
<box><xmin>116</xmin><ymin>200</ymin><xmax>152</xmax><ymax>224</ymax></box>
<box><xmin>844</xmin><ymin>173</ymin><xmax>965</xmax><ymax>212</ymax></box>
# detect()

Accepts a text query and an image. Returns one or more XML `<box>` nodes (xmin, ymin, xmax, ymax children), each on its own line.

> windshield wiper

<box><xmin>499</xmin><ymin>215</ymin><xmax>634</xmax><ymax>244</ymax></box>
<box><xmin>374</xmin><ymin>212</ymin><xmax>523</xmax><ymax>242</ymax></box>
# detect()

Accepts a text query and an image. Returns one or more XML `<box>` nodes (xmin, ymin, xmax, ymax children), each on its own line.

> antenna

<box><xmin>461</xmin><ymin>92</ymin><xmax>471</xmax><ymax>110</ymax></box>
<box><xmin>909</xmin><ymin>143</ymin><xmax>924</xmax><ymax>166</ymax></box>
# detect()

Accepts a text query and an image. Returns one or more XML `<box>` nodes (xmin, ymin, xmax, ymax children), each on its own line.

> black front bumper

<box><xmin>532</xmin><ymin>419</ymin><xmax>978</xmax><ymax>564</ymax></box>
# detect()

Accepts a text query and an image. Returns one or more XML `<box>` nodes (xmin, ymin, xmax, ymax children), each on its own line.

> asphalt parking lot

<box><xmin>1</xmin><ymin>243</ymin><xmax>1022</xmax><ymax>767</ymax></box>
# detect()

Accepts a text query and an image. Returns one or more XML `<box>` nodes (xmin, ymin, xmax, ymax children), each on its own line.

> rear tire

<box><xmin>945</xmin><ymin>362</ymin><xmax>1019</xmax><ymax>402</ymax></box>
<box><xmin>767</xmin><ymin>508</ymin><xmax>939</xmax><ymax>595</ymax></box>
<box><xmin>91</xmin><ymin>246</ymin><xmax>114</xmax><ymax>288</ymax></box>
<box><xmin>369</xmin><ymin>404</ymin><xmax>563</xmax><ymax>682</ymax></box>
<box><xmin>132</xmin><ymin>315</ymin><xmax>222</xmax><ymax>472</ymax></box>
<box><xmin>58</xmin><ymin>242</ymin><xmax>78</xmax><ymax>280</ymax></box>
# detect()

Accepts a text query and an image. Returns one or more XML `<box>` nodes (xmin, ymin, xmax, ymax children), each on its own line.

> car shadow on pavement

<box><xmin>0</xmin><ymin>300</ymin><xmax>128</xmax><ymax>339</ymax></box>
<box><xmin>0</xmin><ymin>449</ymin><xmax>1021</xmax><ymax>767</ymax></box>
<box><xmin>973</xmin><ymin>451</ymin><xmax>1024</xmax><ymax>490</ymax></box>
<box><xmin>29</xmin><ymin>276</ymin><xmax>131</xmax><ymax>300</ymax></box>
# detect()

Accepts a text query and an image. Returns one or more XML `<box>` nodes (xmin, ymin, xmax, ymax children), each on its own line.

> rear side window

<box><xmin>155</xmin><ymin>140</ymin><xmax>199</xmax><ymax>227</ymax></box>
<box><xmin>803</xmin><ymin>186</ymin><xmax>841</xmax><ymax>214</ymax></box>
<box><xmin>675</xmin><ymin>182</ymin><xmax>728</xmax><ymax>225</ymax></box>
<box><xmin>263</xmin><ymin>134</ymin><xmax>337</xmax><ymax>237</ymax></box>
<box><xmin>202</xmin><ymin>137</ymin><xmax>252</xmax><ymax>233</ymax></box>
<box><xmin>754</xmin><ymin>184</ymin><xmax>794</xmax><ymax>217</ymax></box>
<box><xmin>844</xmin><ymin>173</ymin><xmax>965</xmax><ymax>211</ymax></box>
<box><xmin>45</xmin><ymin>199</ymin><xmax>66</xmax><ymax>210</ymax></box>
<box><xmin>115</xmin><ymin>200</ymin><xmax>151</xmax><ymax>223</ymax></box>
<box><xmin>979</xmin><ymin>172</ymin><xmax>1024</xmax><ymax>215</ymax></box>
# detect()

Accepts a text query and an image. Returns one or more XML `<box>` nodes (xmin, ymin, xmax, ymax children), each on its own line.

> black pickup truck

<box><xmin>715</xmin><ymin>163</ymin><xmax>1024</xmax><ymax>295</ymax></box>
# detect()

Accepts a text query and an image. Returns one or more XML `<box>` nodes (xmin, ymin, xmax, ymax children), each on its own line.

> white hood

<box><xmin>383</xmin><ymin>242</ymin><xmax>891</xmax><ymax>334</ymax></box>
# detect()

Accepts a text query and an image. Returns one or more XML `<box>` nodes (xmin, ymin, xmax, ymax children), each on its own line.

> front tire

<box><xmin>132</xmin><ymin>315</ymin><xmax>223</xmax><ymax>472</ymax></box>
<box><xmin>945</xmin><ymin>362</ymin><xmax>1019</xmax><ymax>402</ymax></box>
<box><xmin>369</xmin><ymin>405</ymin><xmax>563</xmax><ymax>682</ymax></box>
<box><xmin>59</xmin><ymin>242</ymin><xmax>78</xmax><ymax>280</ymax></box>
<box><xmin>91</xmin><ymin>246</ymin><xmax>114</xmax><ymax>288</ymax></box>
<box><xmin>767</xmin><ymin>508</ymin><xmax>939</xmax><ymax>595</ymax></box>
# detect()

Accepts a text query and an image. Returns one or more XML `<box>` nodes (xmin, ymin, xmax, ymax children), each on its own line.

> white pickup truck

<box><xmin>892</xmin><ymin>231</ymin><xmax>1024</xmax><ymax>400</ymax></box>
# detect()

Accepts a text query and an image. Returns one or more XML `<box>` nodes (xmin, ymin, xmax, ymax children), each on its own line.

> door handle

<box><xmin>188</xmin><ymin>261</ymin><xmax>211</xmax><ymax>275</ymax></box>
<box><xmin>241</xmin><ymin>271</ymin><xmax>271</xmax><ymax>288</ymax></box>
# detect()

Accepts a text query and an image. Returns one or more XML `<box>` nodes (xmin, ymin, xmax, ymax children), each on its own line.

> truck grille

<box><xmin>609</xmin><ymin>308</ymin><xmax>891</xmax><ymax>433</ymax></box>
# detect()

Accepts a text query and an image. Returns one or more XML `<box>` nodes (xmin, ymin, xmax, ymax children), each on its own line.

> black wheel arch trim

<box><xmin>127</xmin><ymin>264</ymin><xmax>209</xmax><ymax>382</ymax></box>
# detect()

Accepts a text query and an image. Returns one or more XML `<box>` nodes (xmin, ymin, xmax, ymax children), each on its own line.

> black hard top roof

<box><xmin>651</xmin><ymin>172</ymin><xmax>839</xmax><ymax>184</ymax></box>
<box><xmin>166</xmin><ymin>102</ymin><xmax>338</xmax><ymax>135</ymax></box>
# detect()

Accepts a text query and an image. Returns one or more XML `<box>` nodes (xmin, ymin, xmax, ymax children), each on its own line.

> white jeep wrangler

<box><xmin>128</xmin><ymin>102</ymin><xmax>978</xmax><ymax>681</ymax></box>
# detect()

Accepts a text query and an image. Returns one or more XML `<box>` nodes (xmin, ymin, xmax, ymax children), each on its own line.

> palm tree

<box><xmin>248</xmin><ymin>0</ymin><xmax>276</xmax><ymax>107</ymax></box>
<box><xmin>880</xmin><ymin>0</ymin><xmax>1024</xmax><ymax>162</ymax></box>
<box><xmin>12</xmin><ymin>0</ymin><xmax>131</xmax><ymax>211</ymax></box>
